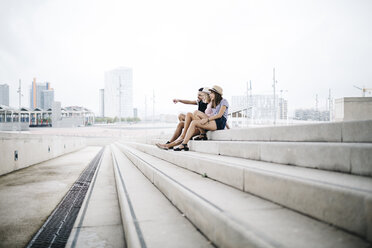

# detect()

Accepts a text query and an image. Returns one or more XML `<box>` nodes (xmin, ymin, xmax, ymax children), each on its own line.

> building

<box><xmin>229</xmin><ymin>94</ymin><xmax>288</xmax><ymax>126</ymax></box>
<box><xmin>279</xmin><ymin>98</ymin><xmax>288</xmax><ymax>120</ymax></box>
<box><xmin>104</xmin><ymin>67</ymin><xmax>133</xmax><ymax>118</ymax></box>
<box><xmin>30</xmin><ymin>78</ymin><xmax>54</xmax><ymax>110</ymax></box>
<box><xmin>0</xmin><ymin>102</ymin><xmax>94</xmax><ymax>130</ymax></box>
<box><xmin>231</xmin><ymin>94</ymin><xmax>288</xmax><ymax>120</ymax></box>
<box><xmin>99</xmin><ymin>89</ymin><xmax>104</xmax><ymax>117</ymax></box>
<box><xmin>0</xmin><ymin>84</ymin><xmax>9</xmax><ymax>106</ymax></box>
<box><xmin>334</xmin><ymin>97</ymin><xmax>372</xmax><ymax>121</ymax></box>
<box><xmin>294</xmin><ymin>108</ymin><xmax>330</xmax><ymax>121</ymax></box>
<box><xmin>133</xmin><ymin>108</ymin><xmax>138</xmax><ymax>118</ymax></box>
<box><xmin>42</xmin><ymin>90</ymin><xmax>54</xmax><ymax>110</ymax></box>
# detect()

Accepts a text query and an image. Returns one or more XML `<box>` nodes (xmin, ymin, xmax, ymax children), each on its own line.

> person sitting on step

<box><xmin>157</xmin><ymin>87</ymin><xmax>212</xmax><ymax>150</ymax></box>
<box><xmin>190</xmin><ymin>87</ymin><xmax>214</xmax><ymax>140</ymax></box>
<box><xmin>173</xmin><ymin>85</ymin><xmax>229</xmax><ymax>151</ymax></box>
<box><xmin>156</xmin><ymin>87</ymin><xmax>209</xmax><ymax>149</ymax></box>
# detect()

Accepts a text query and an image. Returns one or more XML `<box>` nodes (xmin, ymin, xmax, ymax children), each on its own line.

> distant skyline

<box><xmin>1</xmin><ymin>0</ymin><xmax>371</xmax><ymax>117</ymax></box>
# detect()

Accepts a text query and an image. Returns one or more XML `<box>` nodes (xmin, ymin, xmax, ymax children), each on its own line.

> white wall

<box><xmin>335</xmin><ymin>97</ymin><xmax>372</xmax><ymax>121</ymax></box>
<box><xmin>0</xmin><ymin>133</ymin><xmax>86</xmax><ymax>176</ymax></box>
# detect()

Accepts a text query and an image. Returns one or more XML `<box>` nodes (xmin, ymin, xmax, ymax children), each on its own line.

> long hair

<box><xmin>204</xmin><ymin>93</ymin><xmax>211</xmax><ymax>103</ymax></box>
<box><xmin>212</xmin><ymin>92</ymin><xmax>222</xmax><ymax>108</ymax></box>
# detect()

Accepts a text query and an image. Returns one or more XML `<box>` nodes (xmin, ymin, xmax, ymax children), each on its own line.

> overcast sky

<box><xmin>1</xmin><ymin>0</ymin><xmax>371</xmax><ymax>117</ymax></box>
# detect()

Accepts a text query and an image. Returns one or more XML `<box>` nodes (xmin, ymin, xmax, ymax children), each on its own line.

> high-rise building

<box><xmin>0</xmin><ymin>84</ymin><xmax>9</xmax><ymax>106</ymax></box>
<box><xmin>104</xmin><ymin>67</ymin><xmax>133</xmax><ymax>118</ymax></box>
<box><xmin>30</xmin><ymin>78</ymin><xmax>54</xmax><ymax>110</ymax></box>
<box><xmin>133</xmin><ymin>108</ymin><xmax>138</xmax><ymax>118</ymax></box>
<box><xmin>231</xmin><ymin>94</ymin><xmax>288</xmax><ymax>120</ymax></box>
<box><xmin>99</xmin><ymin>89</ymin><xmax>104</xmax><ymax>117</ymax></box>
<box><xmin>42</xmin><ymin>90</ymin><xmax>54</xmax><ymax>110</ymax></box>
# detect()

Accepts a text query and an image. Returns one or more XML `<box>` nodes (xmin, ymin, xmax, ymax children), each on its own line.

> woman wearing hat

<box><xmin>174</xmin><ymin>85</ymin><xmax>229</xmax><ymax>151</ymax></box>
<box><xmin>156</xmin><ymin>87</ymin><xmax>210</xmax><ymax>150</ymax></box>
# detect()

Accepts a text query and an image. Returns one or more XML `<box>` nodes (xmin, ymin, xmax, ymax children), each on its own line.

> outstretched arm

<box><xmin>173</xmin><ymin>99</ymin><xmax>198</xmax><ymax>105</ymax></box>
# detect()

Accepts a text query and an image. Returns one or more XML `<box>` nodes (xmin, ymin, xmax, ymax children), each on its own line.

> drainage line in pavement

<box><xmin>26</xmin><ymin>147</ymin><xmax>105</xmax><ymax>248</ymax></box>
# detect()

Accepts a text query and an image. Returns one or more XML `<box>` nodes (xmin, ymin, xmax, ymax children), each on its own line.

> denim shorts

<box><xmin>214</xmin><ymin>116</ymin><xmax>227</xmax><ymax>130</ymax></box>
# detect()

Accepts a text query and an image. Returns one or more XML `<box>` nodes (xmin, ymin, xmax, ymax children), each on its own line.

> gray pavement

<box><xmin>0</xmin><ymin>146</ymin><xmax>102</xmax><ymax>248</ymax></box>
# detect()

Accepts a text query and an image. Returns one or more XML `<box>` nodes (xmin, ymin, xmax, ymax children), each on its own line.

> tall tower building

<box><xmin>104</xmin><ymin>67</ymin><xmax>133</xmax><ymax>118</ymax></box>
<box><xmin>30</xmin><ymin>78</ymin><xmax>54</xmax><ymax>110</ymax></box>
<box><xmin>99</xmin><ymin>89</ymin><xmax>105</xmax><ymax>117</ymax></box>
<box><xmin>0</xmin><ymin>84</ymin><xmax>10</xmax><ymax>106</ymax></box>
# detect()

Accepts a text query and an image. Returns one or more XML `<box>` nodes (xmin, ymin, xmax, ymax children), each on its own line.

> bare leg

<box><xmin>178</xmin><ymin>113</ymin><xmax>185</xmax><ymax>122</ymax></box>
<box><xmin>183</xmin><ymin>120</ymin><xmax>217</xmax><ymax>146</ymax></box>
<box><xmin>169</xmin><ymin>121</ymin><xmax>184</xmax><ymax>143</ymax></box>
<box><xmin>193</xmin><ymin>110</ymin><xmax>209</xmax><ymax>135</ymax></box>
<box><xmin>193</xmin><ymin>110</ymin><xmax>208</xmax><ymax>120</ymax></box>
<box><xmin>178</xmin><ymin>112</ymin><xmax>195</xmax><ymax>140</ymax></box>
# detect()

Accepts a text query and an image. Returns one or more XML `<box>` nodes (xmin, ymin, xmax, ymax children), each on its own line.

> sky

<box><xmin>0</xmin><ymin>0</ymin><xmax>371</xmax><ymax>117</ymax></box>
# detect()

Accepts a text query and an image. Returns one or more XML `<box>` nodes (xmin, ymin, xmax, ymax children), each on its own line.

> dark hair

<box><xmin>198</xmin><ymin>88</ymin><xmax>203</xmax><ymax>92</ymax></box>
<box><xmin>211</xmin><ymin>92</ymin><xmax>223</xmax><ymax>108</ymax></box>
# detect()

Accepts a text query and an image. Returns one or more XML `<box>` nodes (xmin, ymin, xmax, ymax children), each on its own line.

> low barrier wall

<box><xmin>0</xmin><ymin>122</ymin><xmax>29</xmax><ymax>131</ymax></box>
<box><xmin>0</xmin><ymin>133</ymin><xmax>87</xmax><ymax>176</ymax></box>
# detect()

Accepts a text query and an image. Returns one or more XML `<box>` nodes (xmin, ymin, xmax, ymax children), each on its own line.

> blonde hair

<box><xmin>203</xmin><ymin>93</ymin><xmax>211</xmax><ymax>103</ymax></box>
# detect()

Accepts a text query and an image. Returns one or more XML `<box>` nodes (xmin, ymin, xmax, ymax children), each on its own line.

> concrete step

<box><xmin>66</xmin><ymin>146</ymin><xmax>125</xmax><ymax>248</ymax></box>
<box><xmin>207</xmin><ymin>120</ymin><xmax>372</xmax><ymax>142</ymax></box>
<box><xmin>115</xmin><ymin>143</ymin><xmax>371</xmax><ymax>248</ymax></box>
<box><xmin>125</xmin><ymin>142</ymin><xmax>372</xmax><ymax>241</ymax></box>
<box><xmin>188</xmin><ymin>140</ymin><xmax>372</xmax><ymax>176</ymax></box>
<box><xmin>110</xmin><ymin>144</ymin><xmax>213</xmax><ymax>248</ymax></box>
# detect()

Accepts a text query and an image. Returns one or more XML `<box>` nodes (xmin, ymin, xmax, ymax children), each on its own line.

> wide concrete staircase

<box><xmin>107</xmin><ymin>120</ymin><xmax>372</xmax><ymax>247</ymax></box>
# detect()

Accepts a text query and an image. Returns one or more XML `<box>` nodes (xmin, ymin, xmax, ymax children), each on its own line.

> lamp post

<box><xmin>272</xmin><ymin>68</ymin><xmax>278</xmax><ymax>125</ymax></box>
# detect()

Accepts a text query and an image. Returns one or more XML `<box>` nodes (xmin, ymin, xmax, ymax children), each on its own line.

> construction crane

<box><xmin>354</xmin><ymin>85</ymin><xmax>372</xmax><ymax>97</ymax></box>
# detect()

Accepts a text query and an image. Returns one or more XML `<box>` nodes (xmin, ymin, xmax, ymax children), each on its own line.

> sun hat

<box><xmin>210</xmin><ymin>85</ymin><xmax>223</xmax><ymax>96</ymax></box>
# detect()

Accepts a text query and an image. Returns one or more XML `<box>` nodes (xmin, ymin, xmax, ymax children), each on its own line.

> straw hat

<box><xmin>210</xmin><ymin>85</ymin><xmax>223</xmax><ymax>96</ymax></box>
